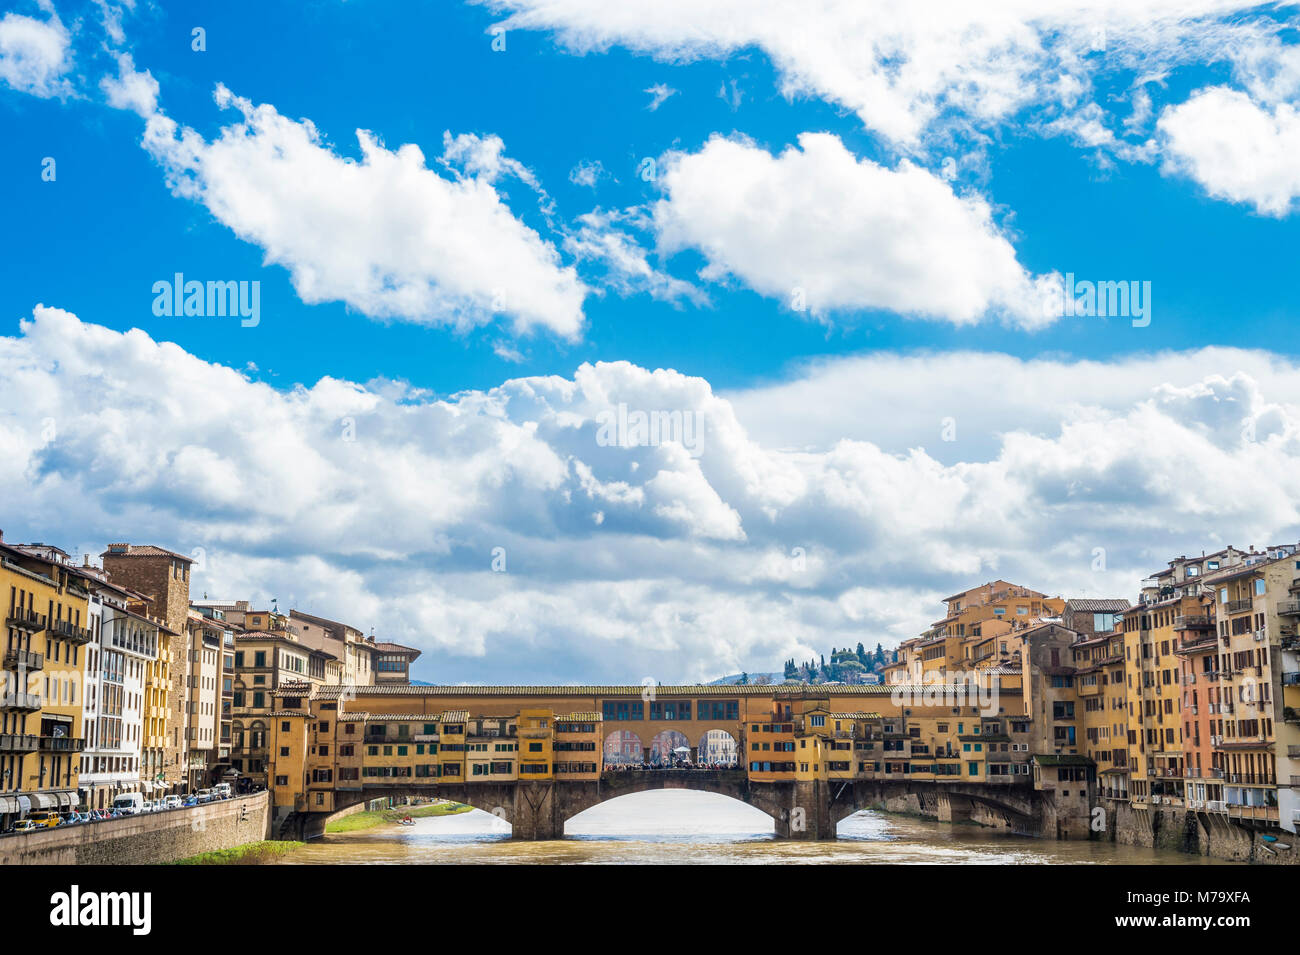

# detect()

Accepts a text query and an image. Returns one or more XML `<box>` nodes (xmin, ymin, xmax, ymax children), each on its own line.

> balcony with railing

<box><xmin>0</xmin><ymin>732</ymin><xmax>38</xmax><ymax>753</ymax></box>
<box><xmin>1278</xmin><ymin>599</ymin><xmax>1300</xmax><ymax>617</ymax></box>
<box><xmin>2</xmin><ymin>648</ymin><xmax>43</xmax><ymax>672</ymax></box>
<box><xmin>1174</xmin><ymin>614</ymin><xmax>1213</xmax><ymax>630</ymax></box>
<box><xmin>39</xmin><ymin>735</ymin><xmax>85</xmax><ymax>753</ymax></box>
<box><xmin>1226</xmin><ymin>803</ymin><xmax>1279</xmax><ymax>823</ymax></box>
<box><xmin>0</xmin><ymin>691</ymin><xmax>41</xmax><ymax>712</ymax></box>
<box><xmin>48</xmin><ymin>618</ymin><xmax>92</xmax><ymax>645</ymax></box>
<box><xmin>1224</xmin><ymin>598</ymin><xmax>1253</xmax><ymax>615</ymax></box>
<box><xmin>5</xmin><ymin>609</ymin><xmax>47</xmax><ymax>632</ymax></box>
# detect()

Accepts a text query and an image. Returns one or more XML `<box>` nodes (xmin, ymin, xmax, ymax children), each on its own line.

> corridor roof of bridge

<box><xmin>558</xmin><ymin>712</ymin><xmax>603</xmax><ymax>722</ymax></box>
<box><xmin>313</xmin><ymin>683</ymin><xmax>993</xmax><ymax>697</ymax></box>
<box><xmin>828</xmin><ymin>712</ymin><xmax>882</xmax><ymax>720</ymax></box>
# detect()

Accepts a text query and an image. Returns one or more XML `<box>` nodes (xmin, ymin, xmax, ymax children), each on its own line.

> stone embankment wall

<box><xmin>0</xmin><ymin>792</ymin><xmax>270</xmax><ymax>865</ymax></box>
<box><xmin>1091</xmin><ymin>800</ymin><xmax>1297</xmax><ymax>864</ymax></box>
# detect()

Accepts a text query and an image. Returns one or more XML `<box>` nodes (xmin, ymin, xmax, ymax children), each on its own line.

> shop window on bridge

<box><xmin>603</xmin><ymin>701</ymin><xmax>644</xmax><ymax>721</ymax></box>
<box><xmin>696</xmin><ymin>700</ymin><xmax>739</xmax><ymax>721</ymax></box>
<box><xmin>415</xmin><ymin>764</ymin><xmax>436</xmax><ymax>777</ymax></box>
<box><xmin>520</xmin><ymin>764</ymin><xmax>549</xmax><ymax>775</ymax></box>
<box><xmin>339</xmin><ymin>768</ymin><xmax>358</xmax><ymax>781</ymax></box>
<box><xmin>312</xmin><ymin>769</ymin><xmax>332</xmax><ymax>782</ymax></box>
<box><xmin>648</xmin><ymin>701</ymin><xmax>692</xmax><ymax>720</ymax></box>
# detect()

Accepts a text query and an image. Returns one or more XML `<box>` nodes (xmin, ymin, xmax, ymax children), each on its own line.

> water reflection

<box><xmin>274</xmin><ymin>791</ymin><xmax>1232</xmax><ymax>865</ymax></box>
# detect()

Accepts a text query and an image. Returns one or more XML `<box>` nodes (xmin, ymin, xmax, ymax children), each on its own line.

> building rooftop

<box><xmin>101</xmin><ymin>543</ymin><xmax>194</xmax><ymax>563</ymax></box>
<box><xmin>1065</xmin><ymin>598</ymin><xmax>1131</xmax><ymax>613</ymax></box>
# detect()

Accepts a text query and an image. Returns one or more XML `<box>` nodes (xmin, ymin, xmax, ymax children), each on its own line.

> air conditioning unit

<box><xmin>1207</xmin><ymin>800</ymin><xmax>1226</xmax><ymax>812</ymax></box>
<box><xmin>1255</xmin><ymin>631</ymin><xmax>1265</xmax><ymax>642</ymax></box>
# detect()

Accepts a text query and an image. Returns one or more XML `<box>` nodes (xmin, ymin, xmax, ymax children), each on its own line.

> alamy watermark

<box><xmin>889</xmin><ymin>670</ymin><xmax>1001</xmax><ymax>716</ymax></box>
<box><xmin>1044</xmin><ymin>272</ymin><xmax>1151</xmax><ymax>327</ymax></box>
<box><xmin>152</xmin><ymin>274</ymin><xmax>260</xmax><ymax>327</ymax></box>
<box><xmin>595</xmin><ymin>403</ymin><xmax>704</xmax><ymax>456</ymax></box>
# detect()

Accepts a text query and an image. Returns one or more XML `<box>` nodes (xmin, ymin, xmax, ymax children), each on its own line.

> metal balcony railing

<box><xmin>0</xmin><ymin>691</ymin><xmax>41</xmax><ymax>711</ymax></box>
<box><xmin>5</xmin><ymin>609</ymin><xmax>46</xmax><ymax>631</ymax></box>
<box><xmin>2</xmin><ymin>648</ymin><xmax>43</xmax><ymax>672</ymax></box>
<box><xmin>49</xmin><ymin>618</ymin><xmax>92</xmax><ymax>644</ymax></box>
<box><xmin>39</xmin><ymin>736</ymin><xmax>85</xmax><ymax>752</ymax></box>
<box><xmin>0</xmin><ymin>732</ymin><xmax>38</xmax><ymax>752</ymax></box>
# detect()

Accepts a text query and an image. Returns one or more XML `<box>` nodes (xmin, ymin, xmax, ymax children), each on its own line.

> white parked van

<box><xmin>111</xmin><ymin>792</ymin><xmax>144</xmax><ymax>815</ymax></box>
<box><xmin>164</xmin><ymin>795</ymin><xmax>182</xmax><ymax>810</ymax></box>
<box><xmin>214</xmin><ymin>782</ymin><xmax>232</xmax><ymax>799</ymax></box>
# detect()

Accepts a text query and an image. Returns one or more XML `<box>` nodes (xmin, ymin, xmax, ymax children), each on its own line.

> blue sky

<box><xmin>4</xmin><ymin>0</ymin><xmax>1298</xmax><ymax>396</ymax></box>
<box><xmin>3</xmin><ymin>1</ymin><xmax>1300</xmax><ymax>683</ymax></box>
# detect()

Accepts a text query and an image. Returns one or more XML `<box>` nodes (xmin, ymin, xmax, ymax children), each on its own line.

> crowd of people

<box><xmin>603</xmin><ymin>758</ymin><xmax>739</xmax><ymax>772</ymax></box>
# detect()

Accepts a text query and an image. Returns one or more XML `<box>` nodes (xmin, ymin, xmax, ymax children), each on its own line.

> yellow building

<box><xmin>1070</xmin><ymin>626</ymin><xmax>1129</xmax><ymax>799</ymax></box>
<box><xmin>1120</xmin><ymin>597</ymin><xmax>1193</xmax><ymax>809</ymax></box>
<box><xmin>516</xmin><ymin>708</ymin><xmax>553</xmax><ymax>781</ymax></box>
<box><xmin>1</xmin><ymin>540</ymin><xmax>90</xmax><ymax>823</ymax></box>
<box><xmin>552</xmin><ymin>713</ymin><xmax>601</xmax><ymax>779</ymax></box>
<box><xmin>467</xmin><ymin>715</ymin><xmax>519</xmax><ymax>781</ymax></box>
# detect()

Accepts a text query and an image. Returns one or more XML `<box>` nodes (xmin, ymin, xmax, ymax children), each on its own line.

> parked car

<box><xmin>58</xmin><ymin>812</ymin><xmax>81</xmax><ymax>826</ymax></box>
<box><xmin>196</xmin><ymin>788</ymin><xmax>216</xmax><ymax>803</ymax></box>
<box><xmin>89</xmin><ymin>808</ymin><xmax>111</xmax><ymax>821</ymax></box>
<box><xmin>182</xmin><ymin>795</ymin><xmax>198</xmax><ymax>807</ymax></box>
<box><xmin>214</xmin><ymin>782</ymin><xmax>232</xmax><ymax>799</ymax></box>
<box><xmin>10</xmin><ymin>818</ymin><xmax>44</xmax><ymax>832</ymax></box>
<box><xmin>26</xmin><ymin>810</ymin><xmax>62</xmax><ymax>829</ymax></box>
<box><xmin>164</xmin><ymin>795</ymin><xmax>182</xmax><ymax>810</ymax></box>
<box><xmin>111</xmin><ymin>792</ymin><xmax>144</xmax><ymax>815</ymax></box>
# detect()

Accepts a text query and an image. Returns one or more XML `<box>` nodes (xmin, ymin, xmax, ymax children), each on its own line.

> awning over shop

<box><xmin>0</xmin><ymin>796</ymin><xmax>18</xmax><ymax>814</ymax></box>
<box><xmin>28</xmin><ymin>792</ymin><xmax>56</xmax><ymax>809</ymax></box>
<box><xmin>56</xmin><ymin>791</ymin><xmax>76</xmax><ymax>808</ymax></box>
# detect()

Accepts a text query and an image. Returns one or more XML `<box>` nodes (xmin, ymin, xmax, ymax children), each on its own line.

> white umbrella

<box><xmin>672</xmin><ymin>746</ymin><xmax>691</xmax><ymax>753</ymax></box>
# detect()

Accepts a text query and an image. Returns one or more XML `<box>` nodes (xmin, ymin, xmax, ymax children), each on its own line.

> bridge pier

<box><xmin>935</xmin><ymin>792</ymin><xmax>974</xmax><ymax>825</ymax></box>
<box><xmin>511</xmin><ymin>781</ymin><xmax>563</xmax><ymax>840</ymax></box>
<box><xmin>769</xmin><ymin>780</ymin><xmax>835</xmax><ymax>840</ymax></box>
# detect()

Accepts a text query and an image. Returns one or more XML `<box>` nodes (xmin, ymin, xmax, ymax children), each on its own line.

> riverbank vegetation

<box><xmin>325</xmin><ymin>800</ymin><xmax>472</xmax><ymax>833</ymax></box>
<box><xmin>170</xmin><ymin>840</ymin><xmax>304</xmax><ymax>865</ymax></box>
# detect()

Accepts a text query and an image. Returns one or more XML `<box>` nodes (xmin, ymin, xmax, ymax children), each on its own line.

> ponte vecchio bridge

<box><xmin>263</xmin><ymin>682</ymin><xmax>1076</xmax><ymax>840</ymax></box>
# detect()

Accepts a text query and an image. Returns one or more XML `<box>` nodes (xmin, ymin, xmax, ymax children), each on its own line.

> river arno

<box><xmin>271</xmin><ymin>791</ymin><xmax>1233</xmax><ymax>864</ymax></box>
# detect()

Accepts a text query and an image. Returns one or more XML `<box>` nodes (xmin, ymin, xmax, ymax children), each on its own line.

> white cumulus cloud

<box><xmin>1158</xmin><ymin>86</ymin><xmax>1300</xmax><ymax>217</ymax></box>
<box><xmin>0</xmin><ymin>6</ymin><xmax>73</xmax><ymax>98</ymax></box>
<box><xmin>106</xmin><ymin>70</ymin><xmax>589</xmax><ymax>338</ymax></box>
<box><xmin>652</xmin><ymin>133</ymin><xmax>1059</xmax><ymax>327</ymax></box>
<box><xmin>5</xmin><ymin>307</ymin><xmax>1300</xmax><ymax>682</ymax></box>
